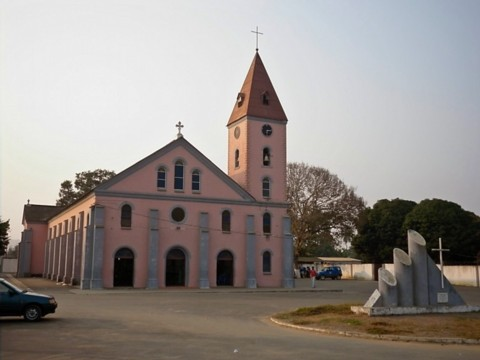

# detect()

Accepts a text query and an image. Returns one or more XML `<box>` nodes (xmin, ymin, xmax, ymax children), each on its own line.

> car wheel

<box><xmin>320</xmin><ymin>275</ymin><xmax>325</xmax><ymax>280</ymax></box>
<box><xmin>23</xmin><ymin>304</ymin><xmax>42</xmax><ymax>321</ymax></box>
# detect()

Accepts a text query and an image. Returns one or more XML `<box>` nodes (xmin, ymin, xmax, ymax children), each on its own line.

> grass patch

<box><xmin>289</xmin><ymin>304</ymin><xmax>354</xmax><ymax>316</ymax></box>
<box><xmin>272</xmin><ymin>304</ymin><xmax>480</xmax><ymax>340</ymax></box>
<box><xmin>367</xmin><ymin>327</ymin><xmax>394</xmax><ymax>335</ymax></box>
<box><xmin>341</xmin><ymin>318</ymin><xmax>362</xmax><ymax>326</ymax></box>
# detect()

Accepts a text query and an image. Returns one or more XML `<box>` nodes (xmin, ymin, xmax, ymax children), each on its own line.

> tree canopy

<box><xmin>56</xmin><ymin>169</ymin><xmax>116</xmax><ymax>206</ymax></box>
<box><xmin>286</xmin><ymin>162</ymin><xmax>366</xmax><ymax>258</ymax></box>
<box><xmin>403</xmin><ymin>199</ymin><xmax>480</xmax><ymax>264</ymax></box>
<box><xmin>0</xmin><ymin>218</ymin><xmax>10</xmax><ymax>256</ymax></box>
<box><xmin>352</xmin><ymin>199</ymin><xmax>417</xmax><ymax>263</ymax></box>
<box><xmin>352</xmin><ymin>198</ymin><xmax>480</xmax><ymax>264</ymax></box>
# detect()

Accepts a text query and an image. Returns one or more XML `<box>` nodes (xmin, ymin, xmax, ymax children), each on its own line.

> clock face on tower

<box><xmin>262</xmin><ymin>124</ymin><xmax>273</xmax><ymax>136</ymax></box>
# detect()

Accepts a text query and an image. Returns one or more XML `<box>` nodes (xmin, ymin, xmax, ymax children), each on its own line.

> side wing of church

<box><xmin>18</xmin><ymin>51</ymin><xmax>294</xmax><ymax>289</ymax></box>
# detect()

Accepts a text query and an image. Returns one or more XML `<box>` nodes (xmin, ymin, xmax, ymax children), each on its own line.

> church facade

<box><xmin>19</xmin><ymin>51</ymin><xmax>294</xmax><ymax>289</ymax></box>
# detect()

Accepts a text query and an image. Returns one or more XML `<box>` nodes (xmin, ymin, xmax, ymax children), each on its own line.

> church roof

<box><xmin>22</xmin><ymin>204</ymin><xmax>65</xmax><ymax>224</ymax></box>
<box><xmin>227</xmin><ymin>52</ymin><xmax>288</xmax><ymax>126</ymax></box>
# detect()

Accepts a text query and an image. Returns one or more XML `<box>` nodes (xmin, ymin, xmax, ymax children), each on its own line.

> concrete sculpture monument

<box><xmin>352</xmin><ymin>229</ymin><xmax>479</xmax><ymax>316</ymax></box>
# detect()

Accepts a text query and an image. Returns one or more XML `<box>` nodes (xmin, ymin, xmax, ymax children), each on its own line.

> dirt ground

<box><xmin>273</xmin><ymin>304</ymin><xmax>480</xmax><ymax>341</ymax></box>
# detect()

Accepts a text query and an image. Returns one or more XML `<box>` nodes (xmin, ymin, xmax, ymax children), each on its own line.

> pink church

<box><xmin>18</xmin><ymin>51</ymin><xmax>294</xmax><ymax>289</ymax></box>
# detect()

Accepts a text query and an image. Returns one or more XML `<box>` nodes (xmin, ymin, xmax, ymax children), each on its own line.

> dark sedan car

<box><xmin>0</xmin><ymin>277</ymin><xmax>57</xmax><ymax>321</ymax></box>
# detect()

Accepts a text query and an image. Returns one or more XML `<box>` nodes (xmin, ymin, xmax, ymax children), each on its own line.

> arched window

<box><xmin>262</xmin><ymin>251</ymin><xmax>272</xmax><ymax>273</ymax></box>
<box><xmin>192</xmin><ymin>170</ymin><xmax>200</xmax><ymax>192</ymax></box>
<box><xmin>121</xmin><ymin>204</ymin><xmax>132</xmax><ymax>228</ymax></box>
<box><xmin>174</xmin><ymin>160</ymin><xmax>184</xmax><ymax>190</ymax></box>
<box><xmin>263</xmin><ymin>212</ymin><xmax>271</xmax><ymax>234</ymax></box>
<box><xmin>222</xmin><ymin>210</ymin><xmax>231</xmax><ymax>232</ymax></box>
<box><xmin>262</xmin><ymin>177</ymin><xmax>270</xmax><ymax>198</ymax></box>
<box><xmin>262</xmin><ymin>91</ymin><xmax>270</xmax><ymax>105</ymax></box>
<box><xmin>235</xmin><ymin>149</ymin><xmax>240</xmax><ymax>168</ymax></box>
<box><xmin>263</xmin><ymin>147</ymin><xmax>271</xmax><ymax>166</ymax></box>
<box><xmin>157</xmin><ymin>167</ymin><xmax>166</xmax><ymax>189</ymax></box>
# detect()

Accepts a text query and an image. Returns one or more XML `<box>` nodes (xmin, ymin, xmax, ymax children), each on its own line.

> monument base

<box><xmin>351</xmin><ymin>305</ymin><xmax>480</xmax><ymax>316</ymax></box>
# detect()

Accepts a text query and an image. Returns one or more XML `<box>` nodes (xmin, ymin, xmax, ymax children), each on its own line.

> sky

<box><xmin>1</xmin><ymin>0</ymin><xmax>479</xmax><ymax>245</ymax></box>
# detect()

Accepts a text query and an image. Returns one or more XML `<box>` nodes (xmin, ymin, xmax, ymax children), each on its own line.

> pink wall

<box><xmin>26</xmin><ymin>222</ymin><xmax>48</xmax><ymax>275</ymax></box>
<box><xmin>97</xmin><ymin>194</ymin><xmax>286</xmax><ymax>288</ymax></box>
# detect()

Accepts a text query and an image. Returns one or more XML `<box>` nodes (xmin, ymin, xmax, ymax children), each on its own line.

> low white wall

<box><xmin>443</xmin><ymin>266</ymin><xmax>479</xmax><ymax>287</ymax></box>
<box><xmin>0</xmin><ymin>257</ymin><xmax>18</xmax><ymax>274</ymax></box>
<box><xmin>341</xmin><ymin>263</ymin><xmax>480</xmax><ymax>287</ymax></box>
<box><xmin>341</xmin><ymin>263</ymin><xmax>375</xmax><ymax>281</ymax></box>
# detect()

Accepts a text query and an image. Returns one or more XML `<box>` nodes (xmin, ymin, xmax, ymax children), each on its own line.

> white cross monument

<box><xmin>432</xmin><ymin>237</ymin><xmax>450</xmax><ymax>289</ymax></box>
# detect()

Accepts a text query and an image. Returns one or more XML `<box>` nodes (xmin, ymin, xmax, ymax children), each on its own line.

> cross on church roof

<box><xmin>251</xmin><ymin>26</ymin><xmax>263</xmax><ymax>52</ymax></box>
<box><xmin>176</xmin><ymin>121</ymin><xmax>184</xmax><ymax>138</ymax></box>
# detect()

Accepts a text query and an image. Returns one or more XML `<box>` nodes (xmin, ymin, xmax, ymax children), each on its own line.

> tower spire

<box><xmin>227</xmin><ymin>52</ymin><xmax>288</xmax><ymax>126</ymax></box>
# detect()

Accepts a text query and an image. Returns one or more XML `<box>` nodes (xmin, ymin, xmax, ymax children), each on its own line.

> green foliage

<box><xmin>352</xmin><ymin>198</ymin><xmax>480</xmax><ymax>264</ymax></box>
<box><xmin>56</xmin><ymin>169</ymin><xmax>116</xmax><ymax>206</ymax></box>
<box><xmin>0</xmin><ymin>218</ymin><xmax>10</xmax><ymax>256</ymax></box>
<box><xmin>352</xmin><ymin>199</ymin><xmax>416</xmax><ymax>263</ymax></box>
<box><xmin>403</xmin><ymin>199</ymin><xmax>480</xmax><ymax>264</ymax></box>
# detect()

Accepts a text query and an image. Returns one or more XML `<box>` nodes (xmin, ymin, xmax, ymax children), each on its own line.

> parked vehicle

<box><xmin>0</xmin><ymin>278</ymin><xmax>57</xmax><ymax>321</ymax></box>
<box><xmin>316</xmin><ymin>266</ymin><xmax>342</xmax><ymax>280</ymax></box>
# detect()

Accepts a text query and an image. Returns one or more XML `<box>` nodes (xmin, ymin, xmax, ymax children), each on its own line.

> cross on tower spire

<box><xmin>251</xmin><ymin>26</ymin><xmax>263</xmax><ymax>52</ymax></box>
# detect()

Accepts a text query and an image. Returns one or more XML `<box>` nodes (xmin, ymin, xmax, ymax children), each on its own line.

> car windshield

<box><xmin>2</xmin><ymin>280</ymin><xmax>27</xmax><ymax>293</ymax></box>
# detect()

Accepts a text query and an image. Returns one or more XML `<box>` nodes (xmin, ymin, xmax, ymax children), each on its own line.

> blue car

<box><xmin>316</xmin><ymin>266</ymin><xmax>342</xmax><ymax>280</ymax></box>
<box><xmin>0</xmin><ymin>278</ymin><xmax>57</xmax><ymax>321</ymax></box>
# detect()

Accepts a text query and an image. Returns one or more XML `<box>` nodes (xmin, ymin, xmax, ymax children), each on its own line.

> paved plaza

<box><xmin>1</xmin><ymin>276</ymin><xmax>479</xmax><ymax>359</ymax></box>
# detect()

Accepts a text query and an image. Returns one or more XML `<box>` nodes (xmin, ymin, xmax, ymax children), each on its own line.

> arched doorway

<box><xmin>114</xmin><ymin>248</ymin><xmax>134</xmax><ymax>287</ymax></box>
<box><xmin>166</xmin><ymin>248</ymin><xmax>186</xmax><ymax>286</ymax></box>
<box><xmin>217</xmin><ymin>250</ymin><xmax>234</xmax><ymax>286</ymax></box>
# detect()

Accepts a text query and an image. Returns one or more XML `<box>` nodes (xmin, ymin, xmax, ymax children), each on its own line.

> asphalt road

<box><xmin>1</xmin><ymin>277</ymin><xmax>479</xmax><ymax>360</ymax></box>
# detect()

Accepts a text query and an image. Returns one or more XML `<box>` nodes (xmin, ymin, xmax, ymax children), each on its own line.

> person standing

<box><xmin>309</xmin><ymin>267</ymin><xmax>317</xmax><ymax>288</ymax></box>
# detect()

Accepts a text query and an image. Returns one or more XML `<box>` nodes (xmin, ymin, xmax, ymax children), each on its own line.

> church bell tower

<box><xmin>227</xmin><ymin>51</ymin><xmax>288</xmax><ymax>203</ymax></box>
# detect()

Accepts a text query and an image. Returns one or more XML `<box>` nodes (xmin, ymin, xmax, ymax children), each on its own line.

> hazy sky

<box><xmin>1</xmin><ymin>0</ymin><xmax>479</xmax><ymax>245</ymax></box>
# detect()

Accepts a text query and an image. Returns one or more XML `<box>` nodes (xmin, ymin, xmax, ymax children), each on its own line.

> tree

<box><xmin>352</xmin><ymin>198</ymin><xmax>480</xmax><ymax>265</ymax></box>
<box><xmin>403</xmin><ymin>199</ymin><xmax>480</xmax><ymax>264</ymax></box>
<box><xmin>0</xmin><ymin>218</ymin><xmax>10</xmax><ymax>256</ymax></box>
<box><xmin>6</xmin><ymin>244</ymin><xmax>18</xmax><ymax>258</ymax></box>
<box><xmin>57</xmin><ymin>180</ymin><xmax>77</xmax><ymax>206</ymax></box>
<box><xmin>286</xmin><ymin>162</ymin><xmax>366</xmax><ymax>258</ymax></box>
<box><xmin>352</xmin><ymin>199</ymin><xmax>417</xmax><ymax>263</ymax></box>
<box><xmin>56</xmin><ymin>169</ymin><xmax>116</xmax><ymax>206</ymax></box>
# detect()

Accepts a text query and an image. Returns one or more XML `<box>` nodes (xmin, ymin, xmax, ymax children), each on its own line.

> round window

<box><xmin>171</xmin><ymin>207</ymin><xmax>186</xmax><ymax>222</ymax></box>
